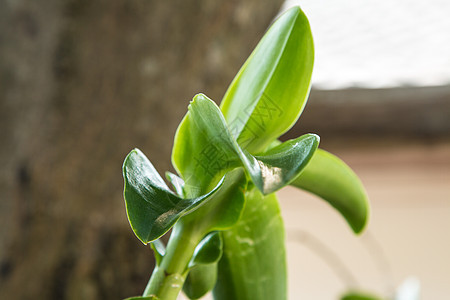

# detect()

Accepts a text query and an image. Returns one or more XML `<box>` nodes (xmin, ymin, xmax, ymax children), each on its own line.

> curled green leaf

<box><xmin>220</xmin><ymin>7</ymin><xmax>314</xmax><ymax>153</ymax></box>
<box><xmin>189</xmin><ymin>232</ymin><xmax>223</xmax><ymax>268</ymax></box>
<box><xmin>183</xmin><ymin>263</ymin><xmax>218</xmax><ymax>300</ymax></box>
<box><xmin>172</xmin><ymin>94</ymin><xmax>319</xmax><ymax>195</ymax></box>
<box><xmin>123</xmin><ymin>149</ymin><xmax>224</xmax><ymax>244</ymax></box>
<box><xmin>291</xmin><ymin>148</ymin><xmax>369</xmax><ymax>233</ymax></box>
<box><xmin>253</xmin><ymin>134</ymin><xmax>319</xmax><ymax>194</ymax></box>
<box><xmin>182</xmin><ymin>232</ymin><xmax>223</xmax><ymax>299</ymax></box>
<box><xmin>172</xmin><ymin>94</ymin><xmax>242</xmax><ymax>193</ymax></box>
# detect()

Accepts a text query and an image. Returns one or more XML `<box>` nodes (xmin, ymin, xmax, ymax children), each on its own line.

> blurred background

<box><xmin>0</xmin><ymin>0</ymin><xmax>449</xmax><ymax>299</ymax></box>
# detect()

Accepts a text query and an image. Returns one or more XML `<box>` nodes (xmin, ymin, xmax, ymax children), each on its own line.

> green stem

<box><xmin>143</xmin><ymin>221</ymin><xmax>203</xmax><ymax>299</ymax></box>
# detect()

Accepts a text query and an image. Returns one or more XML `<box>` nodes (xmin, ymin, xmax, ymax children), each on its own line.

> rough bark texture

<box><xmin>0</xmin><ymin>1</ymin><xmax>283</xmax><ymax>299</ymax></box>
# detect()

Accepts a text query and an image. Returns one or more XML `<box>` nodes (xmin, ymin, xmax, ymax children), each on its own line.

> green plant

<box><xmin>122</xmin><ymin>7</ymin><xmax>368</xmax><ymax>300</ymax></box>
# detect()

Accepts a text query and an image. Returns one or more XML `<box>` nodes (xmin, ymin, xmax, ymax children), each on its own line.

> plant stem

<box><xmin>143</xmin><ymin>221</ymin><xmax>202</xmax><ymax>299</ymax></box>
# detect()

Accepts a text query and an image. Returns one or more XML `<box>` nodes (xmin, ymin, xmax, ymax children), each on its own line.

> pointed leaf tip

<box><xmin>123</xmin><ymin>149</ymin><xmax>224</xmax><ymax>244</ymax></box>
<box><xmin>220</xmin><ymin>6</ymin><xmax>314</xmax><ymax>153</ymax></box>
<box><xmin>252</xmin><ymin>133</ymin><xmax>320</xmax><ymax>194</ymax></box>
<box><xmin>291</xmin><ymin>148</ymin><xmax>369</xmax><ymax>234</ymax></box>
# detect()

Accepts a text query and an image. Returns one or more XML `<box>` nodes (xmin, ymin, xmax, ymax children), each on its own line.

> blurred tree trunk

<box><xmin>0</xmin><ymin>0</ymin><xmax>283</xmax><ymax>299</ymax></box>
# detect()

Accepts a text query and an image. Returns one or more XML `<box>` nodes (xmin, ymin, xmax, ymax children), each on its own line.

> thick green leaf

<box><xmin>213</xmin><ymin>188</ymin><xmax>286</xmax><ymax>300</ymax></box>
<box><xmin>183</xmin><ymin>263</ymin><xmax>218</xmax><ymax>300</ymax></box>
<box><xmin>182</xmin><ymin>233</ymin><xmax>223</xmax><ymax>299</ymax></box>
<box><xmin>290</xmin><ymin>148</ymin><xmax>369</xmax><ymax>233</ymax></box>
<box><xmin>122</xmin><ymin>149</ymin><xmax>224</xmax><ymax>244</ymax></box>
<box><xmin>254</xmin><ymin>134</ymin><xmax>319</xmax><ymax>193</ymax></box>
<box><xmin>220</xmin><ymin>6</ymin><xmax>314</xmax><ymax>153</ymax></box>
<box><xmin>172</xmin><ymin>94</ymin><xmax>319</xmax><ymax>195</ymax></box>
<box><xmin>172</xmin><ymin>94</ymin><xmax>242</xmax><ymax>194</ymax></box>
<box><xmin>124</xmin><ymin>297</ymin><xmax>157</xmax><ymax>300</ymax></box>
<box><xmin>341</xmin><ymin>291</ymin><xmax>383</xmax><ymax>300</ymax></box>
<box><xmin>189</xmin><ymin>232</ymin><xmax>223</xmax><ymax>268</ymax></box>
